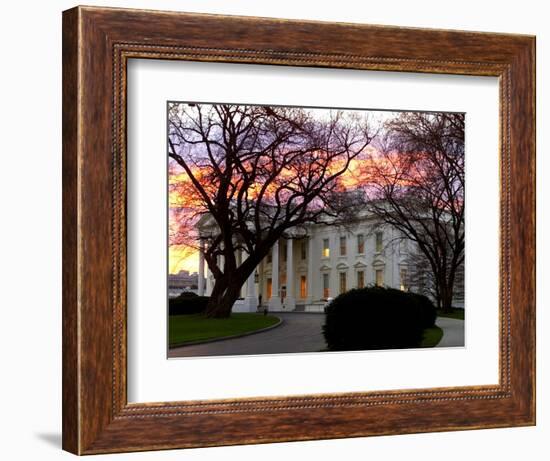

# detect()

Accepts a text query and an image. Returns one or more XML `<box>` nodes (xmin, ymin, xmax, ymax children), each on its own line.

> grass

<box><xmin>169</xmin><ymin>313</ymin><xmax>280</xmax><ymax>347</ymax></box>
<box><xmin>436</xmin><ymin>307</ymin><xmax>465</xmax><ymax>320</ymax></box>
<box><xmin>420</xmin><ymin>326</ymin><xmax>444</xmax><ymax>347</ymax></box>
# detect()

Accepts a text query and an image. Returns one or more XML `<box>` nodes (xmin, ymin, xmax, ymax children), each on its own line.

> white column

<box><xmin>242</xmin><ymin>270</ymin><xmax>257</xmax><ymax>312</ymax></box>
<box><xmin>268</xmin><ymin>240</ymin><xmax>282</xmax><ymax>310</ymax></box>
<box><xmin>285</xmin><ymin>238</ymin><xmax>296</xmax><ymax>310</ymax></box>
<box><xmin>330</xmin><ymin>235</ymin><xmax>337</xmax><ymax>298</ymax></box>
<box><xmin>237</xmin><ymin>249</ymin><xmax>243</xmax><ymax>298</ymax></box>
<box><xmin>198</xmin><ymin>239</ymin><xmax>205</xmax><ymax>296</ymax></box>
<box><xmin>306</xmin><ymin>236</ymin><xmax>314</xmax><ymax>304</ymax></box>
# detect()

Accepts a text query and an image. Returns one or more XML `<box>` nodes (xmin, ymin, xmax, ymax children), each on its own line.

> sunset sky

<box><xmin>170</xmin><ymin>245</ymin><xmax>200</xmax><ymax>275</ymax></box>
<box><xmin>168</xmin><ymin>107</ymin><xmax>403</xmax><ymax>275</ymax></box>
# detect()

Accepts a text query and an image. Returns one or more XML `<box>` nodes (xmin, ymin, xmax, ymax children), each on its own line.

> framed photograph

<box><xmin>62</xmin><ymin>6</ymin><xmax>535</xmax><ymax>455</ymax></box>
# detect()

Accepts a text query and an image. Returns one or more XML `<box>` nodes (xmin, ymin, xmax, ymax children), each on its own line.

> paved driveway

<box><xmin>436</xmin><ymin>317</ymin><xmax>465</xmax><ymax>347</ymax></box>
<box><xmin>168</xmin><ymin>312</ymin><xmax>327</xmax><ymax>358</ymax></box>
<box><xmin>168</xmin><ymin>312</ymin><xmax>465</xmax><ymax>358</ymax></box>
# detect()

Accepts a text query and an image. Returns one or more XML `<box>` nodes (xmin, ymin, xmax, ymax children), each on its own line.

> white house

<box><xmin>194</xmin><ymin>211</ymin><xmax>465</xmax><ymax>313</ymax></box>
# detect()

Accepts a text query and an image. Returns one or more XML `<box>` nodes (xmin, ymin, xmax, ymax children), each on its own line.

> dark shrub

<box><xmin>407</xmin><ymin>292</ymin><xmax>437</xmax><ymax>328</ymax></box>
<box><xmin>175</xmin><ymin>291</ymin><xmax>199</xmax><ymax>299</ymax></box>
<box><xmin>169</xmin><ymin>293</ymin><xmax>209</xmax><ymax>316</ymax></box>
<box><xmin>323</xmin><ymin>286</ymin><xmax>427</xmax><ymax>351</ymax></box>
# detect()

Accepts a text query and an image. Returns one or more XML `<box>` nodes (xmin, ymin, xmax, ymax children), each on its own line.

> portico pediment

<box><xmin>372</xmin><ymin>258</ymin><xmax>385</xmax><ymax>268</ymax></box>
<box><xmin>197</xmin><ymin>214</ymin><xmax>219</xmax><ymax>235</ymax></box>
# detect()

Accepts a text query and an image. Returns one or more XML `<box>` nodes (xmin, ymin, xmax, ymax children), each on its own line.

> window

<box><xmin>339</xmin><ymin>236</ymin><xmax>347</xmax><ymax>256</ymax></box>
<box><xmin>323</xmin><ymin>273</ymin><xmax>330</xmax><ymax>299</ymax></box>
<box><xmin>357</xmin><ymin>270</ymin><xmax>365</xmax><ymax>289</ymax></box>
<box><xmin>375</xmin><ymin>269</ymin><xmax>384</xmax><ymax>286</ymax></box>
<box><xmin>322</xmin><ymin>238</ymin><xmax>330</xmax><ymax>258</ymax></box>
<box><xmin>300</xmin><ymin>240</ymin><xmax>307</xmax><ymax>260</ymax></box>
<box><xmin>375</xmin><ymin>231</ymin><xmax>383</xmax><ymax>252</ymax></box>
<box><xmin>400</xmin><ymin>268</ymin><xmax>408</xmax><ymax>291</ymax></box>
<box><xmin>357</xmin><ymin>234</ymin><xmax>364</xmax><ymax>254</ymax></box>
<box><xmin>267</xmin><ymin>250</ymin><xmax>272</xmax><ymax>263</ymax></box>
<box><xmin>300</xmin><ymin>275</ymin><xmax>307</xmax><ymax>298</ymax></box>
<box><xmin>282</xmin><ymin>242</ymin><xmax>287</xmax><ymax>262</ymax></box>
<box><xmin>267</xmin><ymin>278</ymin><xmax>272</xmax><ymax>298</ymax></box>
<box><xmin>339</xmin><ymin>272</ymin><xmax>347</xmax><ymax>294</ymax></box>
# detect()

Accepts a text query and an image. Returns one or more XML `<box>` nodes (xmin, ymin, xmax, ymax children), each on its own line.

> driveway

<box><xmin>168</xmin><ymin>312</ymin><xmax>327</xmax><ymax>358</ymax></box>
<box><xmin>168</xmin><ymin>312</ymin><xmax>465</xmax><ymax>358</ymax></box>
<box><xmin>436</xmin><ymin>317</ymin><xmax>465</xmax><ymax>347</ymax></box>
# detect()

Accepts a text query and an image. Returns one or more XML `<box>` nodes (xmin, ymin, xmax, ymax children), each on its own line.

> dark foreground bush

<box><xmin>323</xmin><ymin>286</ymin><xmax>429</xmax><ymax>351</ymax></box>
<box><xmin>169</xmin><ymin>292</ymin><xmax>209</xmax><ymax>316</ymax></box>
<box><xmin>407</xmin><ymin>292</ymin><xmax>437</xmax><ymax>328</ymax></box>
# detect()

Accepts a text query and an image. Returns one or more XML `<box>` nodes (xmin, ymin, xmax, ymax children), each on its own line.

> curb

<box><xmin>169</xmin><ymin>315</ymin><xmax>284</xmax><ymax>349</ymax></box>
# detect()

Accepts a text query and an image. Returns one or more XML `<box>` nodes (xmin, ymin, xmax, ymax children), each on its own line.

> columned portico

<box><xmin>306</xmin><ymin>236</ymin><xmax>314</xmax><ymax>304</ymax></box>
<box><xmin>242</xmin><ymin>270</ymin><xmax>257</xmax><ymax>311</ymax></box>
<box><xmin>198</xmin><ymin>239</ymin><xmax>205</xmax><ymax>296</ymax></box>
<box><xmin>196</xmin><ymin>213</ymin><xmax>463</xmax><ymax>312</ymax></box>
<box><xmin>268</xmin><ymin>240</ymin><xmax>282</xmax><ymax>310</ymax></box>
<box><xmin>284</xmin><ymin>238</ymin><xmax>296</xmax><ymax>310</ymax></box>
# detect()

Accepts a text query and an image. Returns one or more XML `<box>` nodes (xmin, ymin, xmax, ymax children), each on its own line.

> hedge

<box><xmin>323</xmin><ymin>286</ymin><xmax>434</xmax><ymax>351</ymax></box>
<box><xmin>407</xmin><ymin>292</ymin><xmax>436</xmax><ymax>329</ymax></box>
<box><xmin>169</xmin><ymin>292</ymin><xmax>209</xmax><ymax>316</ymax></box>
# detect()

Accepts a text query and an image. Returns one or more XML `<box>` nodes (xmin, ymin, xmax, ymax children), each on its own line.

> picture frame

<box><xmin>62</xmin><ymin>5</ymin><xmax>535</xmax><ymax>455</ymax></box>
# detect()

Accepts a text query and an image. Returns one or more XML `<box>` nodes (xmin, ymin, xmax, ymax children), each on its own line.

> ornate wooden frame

<box><xmin>62</xmin><ymin>5</ymin><xmax>536</xmax><ymax>455</ymax></box>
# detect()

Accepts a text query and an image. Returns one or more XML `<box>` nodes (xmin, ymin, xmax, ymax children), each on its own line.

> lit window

<box><xmin>300</xmin><ymin>275</ymin><xmax>307</xmax><ymax>298</ymax></box>
<box><xmin>357</xmin><ymin>234</ymin><xmax>364</xmax><ymax>254</ymax></box>
<box><xmin>357</xmin><ymin>270</ymin><xmax>365</xmax><ymax>289</ymax></box>
<box><xmin>375</xmin><ymin>232</ymin><xmax>383</xmax><ymax>252</ymax></box>
<box><xmin>339</xmin><ymin>272</ymin><xmax>347</xmax><ymax>294</ymax></box>
<box><xmin>400</xmin><ymin>268</ymin><xmax>408</xmax><ymax>291</ymax></box>
<box><xmin>267</xmin><ymin>278</ymin><xmax>272</xmax><ymax>298</ymax></box>
<box><xmin>375</xmin><ymin>269</ymin><xmax>384</xmax><ymax>286</ymax></box>
<box><xmin>323</xmin><ymin>273</ymin><xmax>330</xmax><ymax>299</ymax></box>
<box><xmin>322</xmin><ymin>238</ymin><xmax>330</xmax><ymax>258</ymax></box>
<box><xmin>339</xmin><ymin>236</ymin><xmax>347</xmax><ymax>256</ymax></box>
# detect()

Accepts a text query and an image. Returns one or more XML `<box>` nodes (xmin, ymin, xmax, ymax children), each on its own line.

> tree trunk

<box><xmin>202</xmin><ymin>241</ymin><xmax>275</xmax><ymax>319</ymax></box>
<box><xmin>204</xmin><ymin>279</ymin><xmax>228</xmax><ymax>317</ymax></box>
<box><xmin>439</xmin><ymin>284</ymin><xmax>454</xmax><ymax>313</ymax></box>
<box><xmin>205</xmin><ymin>291</ymin><xmax>238</xmax><ymax>318</ymax></box>
<box><xmin>204</xmin><ymin>273</ymin><xmax>249</xmax><ymax>318</ymax></box>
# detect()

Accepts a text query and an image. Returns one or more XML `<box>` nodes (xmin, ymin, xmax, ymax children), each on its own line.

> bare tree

<box><xmin>405</xmin><ymin>249</ymin><xmax>464</xmax><ymax>309</ymax></box>
<box><xmin>365</xmin><ymin>112</ymin><xmax>465</xmax><ymax>312</ymax></box>
<box><xmin>168</xmin><ymin>103</ymin><xmax>374</xmax><ymax>317</ymax></box>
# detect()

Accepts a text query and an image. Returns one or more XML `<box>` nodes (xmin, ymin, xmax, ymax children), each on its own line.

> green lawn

<box><xmin>420</xmin><ymin>326</ymin><xmax>444</xmax><ymax>347</ymax></box>
<box><xmin>437</xmin><ymin>308</ymin><xmax>465</xmax><ymax>320</ymax></box>
<box><xmin>169</xmin><ymin>313</ymin><xmax>280</xmax><ymax>347</ymax></box>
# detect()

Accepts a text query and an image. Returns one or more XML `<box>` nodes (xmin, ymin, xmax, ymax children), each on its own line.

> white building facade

<box><xmin>197</xmin><ymin>215</ymin><xmax>432</xmax><ymax>313</ymax></box>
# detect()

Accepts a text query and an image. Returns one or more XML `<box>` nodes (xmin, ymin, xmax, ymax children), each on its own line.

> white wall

<box><xmin>0</xmin><ymin>1</ymin><xmax>546</xmax><ymax>460</ymax></box>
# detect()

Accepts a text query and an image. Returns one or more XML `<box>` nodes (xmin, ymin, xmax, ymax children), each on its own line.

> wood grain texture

<box><xmin>62</xmin><ymin>5</ymin><xmax>536</xmax><ymax>455</ymax></box>
<box><xmin>61</xmin><ymin>7</ymin><xmax>80</xmax><ymax>454</ymax></box>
